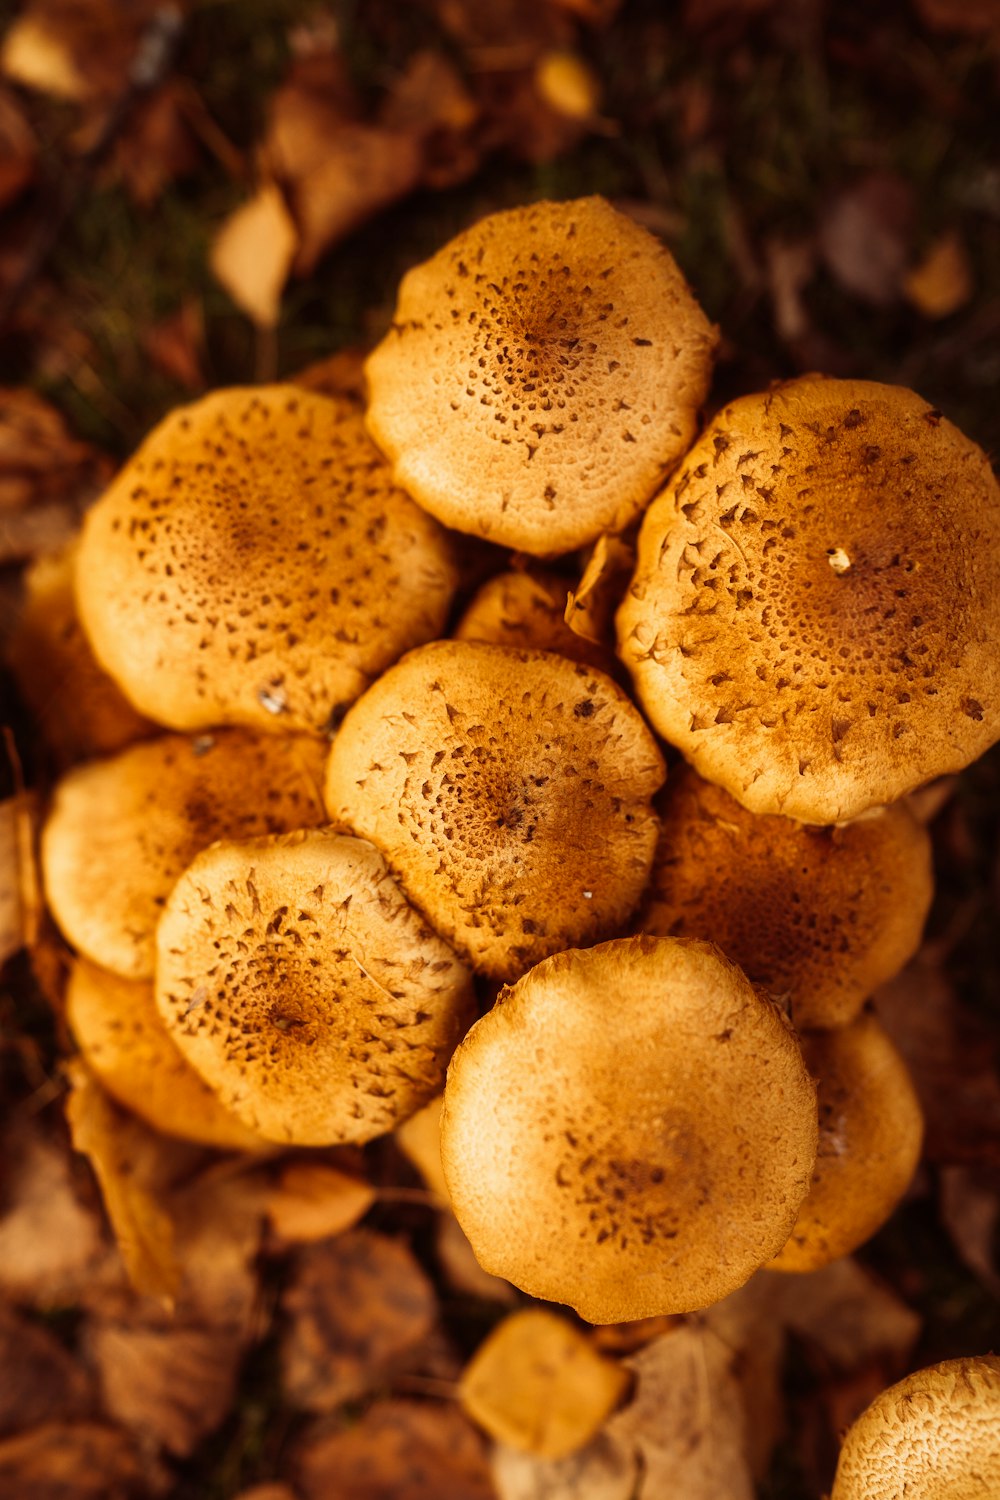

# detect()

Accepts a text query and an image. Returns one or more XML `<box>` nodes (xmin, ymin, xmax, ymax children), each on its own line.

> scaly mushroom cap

<box><xmin>324</xmin><ymin>641</ymin><xmax>665</xmax><ymax>980</ymax></box>
<box><xmin>638</xmin><ymin>765</ymin><xmax>934</xmax><ymax>1029</ymax></box>
<box><xmin>365</xmin><ymin>197</ymin><xmax>717</xmax><ymax>557</ymax></box>
<box><xmin>156</xmin><ymin>829</ymin><xmax>475</xmax><ymax>1146</ymax></box>
<box><xmin>617</xmin><ymin>377</ymin><xmax>1000</xmax><ymax>823</ymax></box>
<box><xmin>42</xmin><ymin>730</ymin><xmax>328</xmax><ymax>980</ymax></box>
<box><xmin>75</xmin><ymin>386</ymin><xmax>458</xmax><ymax>733</ymax></box>
<box><xmin>454</xmin><ymin>569</ymin><xmax>618</xmax><ymax>675</ymax></box>
<box><xmin>66</xmin><ymin>958</ymin><xmax>267</xmax><ymax>1151</ymax></box>
<box><xmin>831</xmin><ymin>1356</ymin><xmax>1000</xmax><ymax>1500</ymax></box>
<box><xmin>440</xmin><ymin>936</ymin><xmax>818</xmax><ymax>1322</ymax></box>
<box><xmin>771</xmin><ymin>1012</ymin><xmax>923</xmax><ymax>1271</ymax></box>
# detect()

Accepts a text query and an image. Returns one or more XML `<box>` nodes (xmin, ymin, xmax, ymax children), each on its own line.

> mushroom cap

<box><xmin>75</xmin><ymin>386</ymin><xmax>458</xmax><ymax>734</ymax></box>
<box><xmin>365</xmin><ymin>197</ymin><xmax>717</xmax><ymax>557</ymax></box>
<box><xmin>440</xmin><ymin>935</ymin><xmax>818</xmax><ymax>1322</ymax></box>
<box><xmin>156</xmin><ymin>829</ymin><xmax>475</xmax><ymax>1146</ymax></box>
<box><xmin>617</xmin><ymin>377</ymin><xmax>1000</xmax><ymax>823</ymax></box>
<box><xmin>455</xmin><ymin>568</ymin><xmax>617</xmax><ymax>675</ymax></box>
<box><xmin>831</xmin><ymin>1356</ymin><xmax>1000</xmax><ymax>1500</ymax></box>
<box><xmin>324</xmin><ymin>641</ymin><xmax>665</xmax><ymax>980</ymax></box>
<box><xmin>638</xmin><ymin>765</ymin><xmax>934</xmax><ymax>1029</ymax></box>
<box><xmin>65</xmin><ymin>957</ymin><xmax>267</xmax><ymax>1151</ymax></box>
<box><xmin>771</xmin><ymin>1012</ymin><xmax>923</xmax><ymax>1271</ymax></box>
<box><xmin>42</xmin><ymin>729</ymin><xmax>328</xmax><ymax>980</ymax></box>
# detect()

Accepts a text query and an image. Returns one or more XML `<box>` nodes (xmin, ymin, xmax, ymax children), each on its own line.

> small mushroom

<box><xmin>65</xmin><ymin>957</ymin><xmax>267</xmax><ymax>1151</ymax></box>
<box><xmin>365</xmin><ymin>197</ymin><xmax>717</xmax><ymax>557</ymax></box>
<box><xmin>156</xmin><ymin>829</ymin><xmax>475</xmax><ymax>1146</ymax></box>
<box><xmin>637</xmin><ymin>765</ymin><xmax>934</xmax><ymax>1029</ymax></box>
<box><xmin>771</xmin><ymin>1012</ymin><xmax>923</xmax><ymax>1271</ymax></box>
<box><xmin>42</xmin><ymin>729</ymin><xmax>328</xmax><ymax>980</ymax></box>
<box><xmin>454</xmin><ymin>568</ymin><xmax>617</xmax><ymax>675</ymax></box>
<box><xmin>75</xmin><ymin>386</ymin><xmax>458</xmax><ymax>734</ymax></box>
<box><xmin>617</xmin><ymin>376</ymin><xmax>1000</xmax><ymax>823</ymax></box>
<box><xmin>440</xmin><ymin>936</ymin><xmax>818</xmax><ymax>1322</ymax></box>
<box><xmin>324</xmin><ymin>641</ymin><xmax>665</xmax><ymax>980</ymax></box>
<box><xmin>831</xmin><ymin>1355</ymin><xmax>1000</xmax><ymax>1499</ymax></box>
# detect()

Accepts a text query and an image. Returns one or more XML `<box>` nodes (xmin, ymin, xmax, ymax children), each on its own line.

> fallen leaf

<box><xmin>210</xmin><ymin>183</ymin><xmax>299</xmax><ymax>328</ymax></box>
<box><xmin>65</xmin><ymin>1063</ymin><xmax>180</xmax><ymax>1305</ymax></box>
<box><xmin>491</xmin><ymin>1431</ymin><xmax>638</xmax><ymax>1500</ymax></box>
<box><xmin>752</xmin><ymin>1258</ymin><xmax>921</xmax><ymax>1369</ymax></box>
<box><xmin>0</xmin><ymin>14</ymin><xmax>89</xmax><ymax>100</ymax></box>
<box><xmin>115</xmin><ymin>80</ymin><xmax>200</xmax><ymax>208</ymax></box>
<box><xmin>457</xmin><ymin>568</ymin><xmax>616</xmax><ymax>673</ymax></box>
<box><xmin>86</xmin><ymin>1322</ymin><xmax>244</xmax><ymax>1458</ymax></box>
<box><xmin>294</xmin><ymin>1400</ymin><xmax>493</xmax><ymax>1500</ymax></box>
<box><xmin>0</xmin><ymin>89</ymin><xmax>36</xmax><ymax>211</ymax></box>
<box><xmin>0</xmin><ymin>1422</ymin><xmax>144</xmax><ymax>1498</ymax></box>
<box><xmin>904</xmin><ymin>231</ymin><xmax>974</xmax><ymax>319</ymax></box>
<box><xmin>435</xmin><ymin>1211</ymin><xmax>518</xmax><ymax>1304</ymax></box>
<box><xmin>906</xmin><ymin>776</ymin><xmax>958</xmax><ymax>825</ymax></box>
<box><xmin>139</xmin><ymin>299</ymin><xmax>206</xmax><ymax>391</ymax></box>
<box><xmin>818</xmin><ymin>173</ymin><xmax>914</xmax><ymax>306</ymax></box>
<box><xmin>460</xmin><ymin>1309</ymin><xmax>631</xmax><ymax>1460</ymax></box>
<box><xmin>534</xmin><ymin>51</ymin><xmax>600</xmax><ymax>119</ymax></box>
<box><xmin>0</xmin><ymin>388</ymin><xmax>111</xmax><ymax>514</ymax></box>
<box><xmin>281</xmin><ymin>1228</ymin><xmax>438</xmax><ymax>1410</ymax></box>
<box><xmin>701</xmin><ymin>1295</ymin><xmax>785</xmax><ymax>1480</ymax></box>
<box><xmin>288</xmin><ymin>125</ymin><xmax>424</xmax><ymax>275</ymax></box>
<box><xmin>0</xmin><ymin>0</ymin><xmax>169</xmax><ymax>105</ymax></box>
<box><xmin>564</xmin><ymin>532</ymin><xmax>634</xmax><ymax>650</ymax></box>
<box><xmin>0</xmin><ymin>1299</ymin><xmax>96</xmax><ymax>1435</ymax></box>
<box><xmin>378</xmin><ymin>50</ymin><xmax>479</xmax><ymax>137</ymax></box>
<box><xmin>266</xmin><ymin>1161</ymin><xmax>375</xmax><ymax>1246</ymax></box>
<box><xmin>162</xmin><ymin>1165</ymin><xmax>268</xmax><ymax>1337</ymax></box>
<box><xmin>939</xmin><ymin>1164</ymin><xmax>1000</xmax><ymax>1296</ymax></box>
<box><xmin>395</xmin><ymin>1094</ymin><xmax>449</xmax><ymax>1203</ymax></box>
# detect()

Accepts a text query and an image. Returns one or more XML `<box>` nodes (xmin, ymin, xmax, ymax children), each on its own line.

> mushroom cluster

<box><xmin>23</xmin><ymin>198</ymin><xmax>1000</xmax><ymax>1394</ymax></box>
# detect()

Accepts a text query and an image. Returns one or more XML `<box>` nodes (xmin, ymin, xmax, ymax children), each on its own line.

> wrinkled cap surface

<box><xmin>639</xmin><ymin>765</ymin><xmax>933</xmax><ymax>1029</ymax></box>
<box><xmin>365</xmin><ymin>197</ymin><xmax>717</xmax><ymax>556</ymax></box>
<box><xmin>325</xmin><ymin>641</ymin><xmax>665</xmax><ymax>980</ymax></box>
<box><xmin>831</xmin><ymin>1356</ymin><xmax>1000</xmax><ymax>1500</ymax></box>
<box><xmin>42</xmin><ymin>729</ymin><xmax>328</xmax><ymax>980</ymax></box>
<box><xmin>156</xmin><ymin>829</ymin><xmax>475</xmax><ymax>1146</ymax></box>
<box><xmin>772</xmin><ymin>1012</ymin><xmax>923</xmax><ymax>1271</ymax></box>
<box><xmin>617</xmin><ymin>377</ymin><xmax>1000</xmax><ymax>822</ymax></box>
<box><xmin>441</xmin><ymin>935</ymin><xmax>818</xmax><ymax>1322</ymax></box>
<box><xmin>76</xmin><ymin>386</ymin><xmax>458</xmax><ymax>733</ymax></box>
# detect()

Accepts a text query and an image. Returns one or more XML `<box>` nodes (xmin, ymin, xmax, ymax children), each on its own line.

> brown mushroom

<box><xmin>75</xmin><ymin>386</ymin><xmax>458</xmax><ymax>734</ymax></box>
<box><xmin>440</xmin><ymin>936</ymin><xmax>818</xmax><ymax>1322</ymax></box>
<box><xmin>156</xmin><ymin>829</ymin><xmax>475</xmax><ymax>1146</ymax></box>
<box><xmin>771</xmin><ymin>1011</ymin><xmax>923</xmax><ymax>1271</ymax></box>
<box><xmin>365</xmin><ymin>197</ymin><xmax>717</xmax><ymax>557</ymax></box>
<box><xmin>617</xmin><ymin>376</ymin><xmax>1000</xmax><ymax>823</ymax></box>
<box><xmin>637</xmin><ymin>764</ymin><xmax>934</xmax><ymax>1029</ymax></box>
<box><xmin>831</xmin><ymin>1356</ymin><xmax>1000</xmax><ymax>1499</ymax></box>
<box><xmin>42</xmin><ymin>729</ymin><xmax>328</xmax><ymax>980</ymax></box>
<box><xmin>324</xmin><ymin>641</ymin><xmax>665</xmax><ymax>980</ymax></box>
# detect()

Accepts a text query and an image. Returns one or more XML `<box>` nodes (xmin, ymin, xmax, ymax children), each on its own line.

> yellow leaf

<box><xmin>210</xmin><ymin>183</ymin><xmax>298</xmax><ymax>329</ymax></box>
<box><xmin>1</xmin><ymin>17</ymin><xmax>88</xmax><ymax>101</ymax></box>
<box><xmin>904</xmin><ymin>232</ymin><xmax>973</xmax><ymax>319</ymax></box>
<box><xmin>266</xmin><ymin>1161</ymin><xmax>375</xmax><ymax>1244</ymax></box>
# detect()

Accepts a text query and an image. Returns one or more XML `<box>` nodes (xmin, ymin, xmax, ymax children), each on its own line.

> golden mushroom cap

<box><xmin>324</xmin><ymin>641</ymin><xmax>665</xmax><ymax>981</ymax></box>
<box><xmin>440</xmin><ymin>935</ymin><xmax>818</xmax><ymax>1323</ymax></box>
<box><xmin>617</xmin><ymin>376</ymin><xmax>1000</xmax><ymax>823</ymax></box>
<box><xmin>831</xmin><ymin>1356</ymin><xmax>1000</xmax><ymax>1500</ymax></box>
<box><xmin>65</xmin><ymin>957</ymin><xmax>267</xmax><ymax>1152</ymax></box>
<box><xmin>638</xmin><ymin>765</ymin><xmax>934</xmax><ymax>1030</ymax></box>
<box><xmin>156</xmin><ymin>829</ymin><xmax>475</xmax><ymax>1146</ymax></box>
<box><xmin>365</xmin><ymin>197</ymin><xmax>717</xmax><ymax>557</ymax></box>
<box><xmin>771</xmin><ymin>1012</ymin><xmax>923</xmax><ymax>1271</ymax></box>
<box><xmin>75</xmin><ymin>386</ymin><xmax>458</xmax><ymax>734</ymax></box>
<box><xmin>42</xmin><ymin>729</ymin><xmax>328</xmax><ymax>980</ymax></box>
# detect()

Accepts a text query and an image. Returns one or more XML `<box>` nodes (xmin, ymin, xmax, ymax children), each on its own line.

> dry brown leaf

<box><xmin>115</xmin><ymin>80</ymin><xmax>200</xmax><ymax>208</ymax></box>
<box><xmin>266</xmin><ymin>1161</ymin><xmax>375</xmax><ymax>1246</ymax></box>
<box><xmin>0</xmin><ymin>0</ymin><xmax>167</xmax><ymax>104</ymax></box>
<box><xmin>605</xmin><ymin>1322</ymin><xmax>755</xmax><ymax>1500</ymax></box>
<box><xmin>491</xmin><ymin>1432</ymin><xmax>638</xmax><ymax>1500</ymax></box>
<box><xmin>378</xmin><ymin>49</ymin><xmax>479</xmax><ymax>138</ymax></box>
<box><xmin>210</xmin><ymin>183</ymin><xmax>298</xmax><ymax>328</ymax></box>
<box><xmin>140</xmin><ymin>299</ymin><xmax>205</xmax><ymax>391</ymax></box>
<box><xmin>157</xmin><ymin>1165</ymin><xmax>268</xmax><ymax>1337</ymax></box>
<box><xmin>904</xmin><ymin>231</ymin><xmax>974</xmax><ymax>319</ymax></box>
<box><xmin>65</xmin><ymin>1063</ymin><xmax>180</xmax><ymax>1305</ymax></box>
<box><xmin>0</xmin><ymin>1421</ymin><xmax>144</xmax><ymax>1498</ymax></box>
<box><xmin>435</xmin><ymin>1211</ymin><xmax>518</xmax><ymax>1304</ymax></box>
<box><xmin>294</xmin><ymin>1399</ymin><xmax>493</xmax><ymax>1500</ymax></box>
<box><xmin>534</xmin><ymin>51</ymin><xmax>601</xmax><ymax>120</ymax></box>
<box><xmin>564</xmin><ymin>532</ymin><xmax>634</xmax><ymax>648</ymax></box>
<box><xmin>818</xmin><ymin>173</ymin><xmax>914</xmax><ymax>307</ymax></box>
<box><xmin>753</xmin><ymin>1259</ymin><xmax>921</xmax><ymax>1369</ymax></box>
<box><xmin>395</xmin><ymin>1094</ymin><xmax>449</xmax><ymax>1203</ymax></box>
<box><xmin>0</xmin><ymin>1299</ymin><xmax>96</xmax><ymax>1436</ymax></box>
<box><xmin>1</xmin><ymin>14</ymin><xmax>89</xmax><ymax>100</ymax></box>
<box><xmin>700</xmin><ymin>1295</ymin><xmax>786</xmax><ymax>1480</ymax></box>
<box><xmin>906</xmin><ymin>776</ymin><xmax>958</xmax><ymax>825</ymax></box>
<box><xmin>460</xmin><ymin>1308</ymin><xmax>631</xmax><ymax>1460</ymax></box>
<box><xmin>289</xmin><ymin>125</ymin><xmax>424</xmax><ymax>275</ymax></box>
<box><xmin>0</xmin><ymin>89</ymin><xmax>36</xmax><ymax>211</ymax></box>
<box><xmin>281</xmin><ymin>1228</ymin><xmax>438</xmax><ymax>1411</ymax></box>
<box><xmin>87</xmin><ymin>1322</ymin><xmax>244</xmax><ymax>1458</ymax></box>
<box><xmin>0</xmin><ymin>388</ymin><xmax>111</xmax><ymax>514</ymax></box>
<box><xmin>939</xmin><ymin>1164</ymin><xmax>1000</xmax><ymax>1296</ymax></box>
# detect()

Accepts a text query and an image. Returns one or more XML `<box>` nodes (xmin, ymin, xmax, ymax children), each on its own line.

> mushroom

<box><xmin>454</xmin><ymin>568</ymin><xmax>618</xmax><ymax>675</ymax></box>
<box><xmin>41</xmin><ymin>729</ymin><xmax>328</xmax><ymax>980</ymax></box>
<box><xmin>440</xmin><ymin>935</ymin><xmax>818</xmax><ymax>1322</ymax></box>
<box><xmin>771</xmin><ymin>1011</ymin><xmax>923</xmax><ymax>1271</ymax></box>
<box><xmin>617</xmin><ymin>376</ymin><xmax>1000</xmax><ymax>823</ymax></box>
<box><xmin>75</xmin><ymin>386</ymin><xmax>458</xmax><ymax>734</ymax></box>
<box><xmin>365</xmin><ymin>196</ymin><xmax>717</xmax><ymax>557</ymax></box>
<box><xmin>156</xmin><ymin>829</ymin><xmax>475</xmax><ymax>1145</ymax></box>
<box><xmin>831</xmin><ymin>1355</ymin><xmax>1000</xmax><ymax>1499</ymax></box>
<box><xmin>65</xmin><ymin>957</ymin><xmax>267</xmax><ymax>1151</ymax></box>
<box><xmin>637</xmin><ymin>764</ymin><xmax>934</xmax><ymax>1029</ymax></box>
<box><xmin>324</xmin><ymin>641</ymin><xmax>665</xmax><ymax>980</ymax></box>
